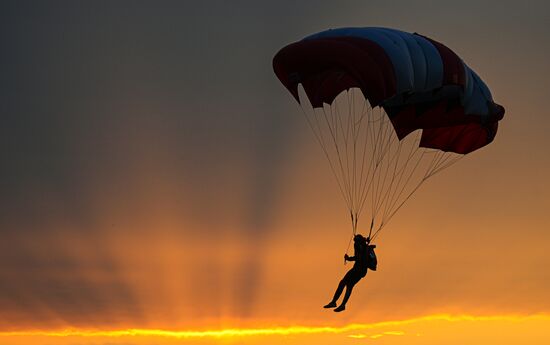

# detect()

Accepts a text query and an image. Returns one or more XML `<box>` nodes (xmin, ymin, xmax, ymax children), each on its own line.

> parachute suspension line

<box><xmin>364</xmin><ymin>106</ymin><xmax>394</xmax><ymax>231</ymax></box>
<box><xmin>337</xmin><ymin>93</ymin><xmax>352</xmax><ymax>214</ymax></box>
<box><xmin>357</xmin><ymin>100</ymin><xmax>370</xmax><ymax>199</ymax></box>
<box><xmin>356</xmin><ymin>100</ymin><xmax>374</xmax><ymax>216</ymax></box>
<box><xmin>350</xmin><ymin>90</ymin><xmax>365</xmax><ymax>225</ymax></box>
<box><xmin>372</xmin><ymin>134</ymin><xmax>430</xmax><ymax>240</ymax></box>
<box><xmin>350</xmin><ymin>91</ymin><xmax>358</xmax><ymax>218</ymax></box>
<box><xmin>367</xmin><ymin>218</ymin><xmax>375</xmax><ymax>239</ymax></box>
<box><xmin>342</xmin><ymin>92</ymin><xmax>358</xmax><ymax>217</ymax></box>
<box><xmin>427</xmin><ymin>151</ymin><xmax>463</xmax><ymax>178</ymax></box>
<box><xmin>354</xmin><ymin>104</ymin><xmax>382</xmax><ymax>230</ymax></box>
<box><xmin>323</xmin><ymin>104</ymin><xmax>354</xmax><ymax>210</ymax></box>
<box><xmin>344</xmin><ymin>91</ymin><xmax>360</xmax><ymax>255</ymax></box>
<box><xmin>378</xmin><ymin>116</ymin><xmax>400</xmax><ymax>209</ymax></box>
<box><xmin>373</xmin><ymin>137</ymin><xmax>406</xmax><ymax>224</ymax></box>
<box><xmin>352</xmin><ymin>93</ymin><xmax>377</xmax><ymax>229</ymax></box>
<box><xmin>371</xmin><ymin>147</ymin><xmax>464</xmax><ymax>242</ymax></box>
<box><xmin>339</xmin><ymin>90</ymin><xmax>371</xmax><ymax>255</ymax></box>
<box><xmin>337</xmin><ymin>91</ymin><xmax>368</xmax><ymax>235</ymax></box>
<box><xmin>379</xmin><ymin>141</ymin><xmax>420</xmax><ymax>223</ymax></box>
<box><xmin>356</xmin><ymin>98</ymin><xmax>371</xmax><ymax>212</ymax></box>
<box><xmin>376</xmin><ymin>149</ymin><xmax>426</xmax><ymax>232</ymax></box>
<box><xmin>372</xmin><ymin>116</ymin><xmax>397</xmax><ymax>218</ymax></box>
<box><xmin>299</xmin><ymin>87</ymin><xmax>465</xmax><ymax>245</ymax></box>
<box><xmin>345</xmin><ymin>211</ymin><xmax>360</xmax><ymax>258</ymax></box>
<box><xmin>368</xmin><ymin>107</ymin><xmax>382</xmax><ymax>226</ymax></box>
<box><xmin>380</xmin><ymin>138</ymin><xmax>423</xmax><ymax>217</ymax></box>
<box><xmin>298</xmin><ymin>104</ymin><xmax>350</xmax><ymax>211</ymax></box>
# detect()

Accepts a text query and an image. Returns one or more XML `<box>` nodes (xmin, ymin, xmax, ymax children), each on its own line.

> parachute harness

<box><xmin>298</xmin><ymin>88</ymin><xmax>463</xmax><ymax>257</ymax></box>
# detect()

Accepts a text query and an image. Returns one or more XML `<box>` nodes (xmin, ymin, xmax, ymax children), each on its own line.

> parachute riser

<box><xmin>344</xmin><ymin>212</ymin><xmax>360</xmax><ymax>264</ymax></box>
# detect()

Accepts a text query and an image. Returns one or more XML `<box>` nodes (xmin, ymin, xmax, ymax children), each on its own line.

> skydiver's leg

<box><xmin>324</xmin><ymin>270</ymin><xmax>352</xmax><ymax>308</ymax></box>
<box><xmin>340</xmin><ymin>283</ymin><xmax>354</xmax><ymax>307</ymax></box>
<box><xmin>332</xmin><ymin>278</ymin><xmax>346</xmax><ymax>302</ymax></box>
<box><xmin>334</xmin><ymin>272</ymin><xmax>363</xmax><ymax>312</ymax></box>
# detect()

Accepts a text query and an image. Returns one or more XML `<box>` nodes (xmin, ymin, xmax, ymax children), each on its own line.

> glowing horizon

<box><xmin>2</xmin><ymin>313</ymin><xmax>549</xmax><ymax>344</ymax></box>
<box><xmin>2</xmin><ymin>313</ymin><xmax>549</xmax><ymax>337</ymax></box>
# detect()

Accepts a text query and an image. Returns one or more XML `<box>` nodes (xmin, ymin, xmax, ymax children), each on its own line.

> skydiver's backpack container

<box><xmin>367</xmin><ymin>245</ymin><xmax>377</xmax><ymax>271</ymax></box>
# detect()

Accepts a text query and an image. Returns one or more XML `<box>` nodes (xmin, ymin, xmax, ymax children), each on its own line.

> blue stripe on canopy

<box><xmin>304</xmin><ymin>27</ymin><xmax>445</xmax><ymax>94</ymax></box>
<box><xmin>304</xmin><ymin>27</ymin><xmax>496</xmax><ymax>118</ymax></box>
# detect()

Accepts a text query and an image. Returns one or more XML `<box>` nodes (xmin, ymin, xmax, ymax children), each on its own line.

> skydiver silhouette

<box><xmin>324</xmin><ymin>234</ymin><xmax>373</xmax><ymax>312</ymax></box>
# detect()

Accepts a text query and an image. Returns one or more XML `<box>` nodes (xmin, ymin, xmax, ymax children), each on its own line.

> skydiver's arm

<box><xmin>344</xmin><ymin>254</ymin><xmax>356</xmax><ymax>261</ymax></box>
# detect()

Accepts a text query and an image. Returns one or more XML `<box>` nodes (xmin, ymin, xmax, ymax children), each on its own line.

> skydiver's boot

<box><xmin>333</xmin><ymin>304</ymin><xmax>346</xmax><ymax>312</ymax></box>
<box><xmin>323</xmin><ymin>301</ymin><xmax>337</xmax><ymax>308</ymax></box>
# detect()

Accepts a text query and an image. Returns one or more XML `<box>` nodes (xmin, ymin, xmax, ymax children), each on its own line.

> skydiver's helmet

<box><xmin>354</xmin><ymin>234</ymin><xmax>368</xmax><ymax>243</ymax></box>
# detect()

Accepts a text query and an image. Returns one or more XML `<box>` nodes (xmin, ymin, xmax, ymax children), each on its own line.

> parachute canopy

<box><xmin>273</xmin><ymin>28</ymin><xmax>504</xmax><ymax>241</ymax></box>
<box><xmin>273</xmin><ymin>27</ymin><xmax>505</xmax><ymax>154</ymax></box>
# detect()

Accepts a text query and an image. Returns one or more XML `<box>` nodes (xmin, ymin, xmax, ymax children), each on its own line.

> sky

<box><xmin>1</xmin><ymin>0</ymin><xmax>549</xmax><ymax>344</ymax></box>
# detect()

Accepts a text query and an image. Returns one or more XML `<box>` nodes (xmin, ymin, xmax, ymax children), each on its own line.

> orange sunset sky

<box><xmin>1</xmin><ymin>1</ymin><xmax>549</xmax><ymax>344</ymax></box>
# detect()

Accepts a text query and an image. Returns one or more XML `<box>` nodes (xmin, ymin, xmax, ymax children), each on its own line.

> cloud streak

<box><xmin>2</xmin><ymin>314</ymin><xmax>549</xmax><ymax>338</ymax></box>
